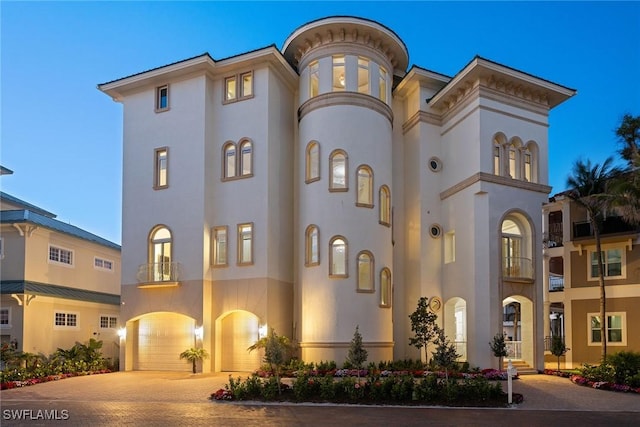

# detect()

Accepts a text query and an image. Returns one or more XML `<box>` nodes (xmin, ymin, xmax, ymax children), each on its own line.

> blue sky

<box><xmin>2</xmin><ymin>1</ymin><xmax>639</xmax><ymax>245</ymax></box>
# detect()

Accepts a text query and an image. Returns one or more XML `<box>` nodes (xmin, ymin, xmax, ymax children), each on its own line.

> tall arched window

<box><xmin>379</xmin><ymin>185</ymin><xmax>391</xmax><ymax>226</ymax></box>
<box><xmin>306</xmin><ymin>141</ymin><xmax>320</xmax><ymax>183</ymax></box>
<box><xmin>522</xmin><ymin>141</ymin><xmax>538</xmax><ymax>183</ymax></box>
<box><xmin>239</xmin><ymin>140</ymin><xmax>253</xmax><ymax>177</ymax></box>
<box><xmin>223</xmin><ymin>142</ymin><xmax>236</xmax><ymax>179</ymax></box>
<box><xmin>305</xmin><ymin>225</ymin><xmax>319</xmax><ymax>266</ymax></box>
<box><xmin>507</xmin><ymin>138</ymin><xmax>522</xmax><ymax>179</ymax></box>
<box><xmin>501</xmin><ymin>214</ymin><xmax>533</xmax><ymax>280</ymax></box>
<box><xmin>380</xmin><ymin>267</ymin><xmax>391</xmax><ymax>307</ymax></box>
<box><xmin>356</xmin><ymin>165</ymin><xmax>373</xmax><ymax>207</ymax></box>
<box><xmin>150</xmin><ymin>226</ymin><xmax>172</xmax><ymax>281</ymax></box>
<box><xmin>329</xmin><ymin>149</ymin><xmax>348</xmax><ymax>191</ymax></box>
<box><xmin>357</xmin><ymin>251</ymin><xmax>374</xmax><ymax>291</ymax></box>
<box><xmin>493</xmin><ymin>133</ymin><xmax>506</xmax><ymax>176</ymax></box>
<box><xmin>329</xmin><ymin>236</ymin><xmax>348</xmax><ymax>277</ymax></box>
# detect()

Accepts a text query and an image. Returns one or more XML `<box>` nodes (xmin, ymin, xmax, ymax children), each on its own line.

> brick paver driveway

<box><xmin>1</xmin><ymin>372</ymin><xmax>638</xmax><ymax>426</ymax></box>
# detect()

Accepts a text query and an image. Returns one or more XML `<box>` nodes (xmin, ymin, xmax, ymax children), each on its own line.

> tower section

<box><xmin>283</xmin><ymin>17</ymin><xmax>408</xmax><ymax>362</ymax></box>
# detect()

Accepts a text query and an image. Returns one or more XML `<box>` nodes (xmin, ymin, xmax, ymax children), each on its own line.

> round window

<box><xmin>428</xmin><ymin>157</ymin><xmax>442</xmax><ymax>172</ymax></box>
<box><xmin>429</xmin><ymin>224</ymin><xmax>442</xmax><ymax>238</ymax></box>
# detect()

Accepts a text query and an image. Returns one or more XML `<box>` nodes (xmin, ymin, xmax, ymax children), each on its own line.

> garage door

<box><xmin>221</xmin><ymin>311</ymin><xmax>262</xmax><ymax>371</ymax></box>
<box><xmin>135</xmin><ymin>312</ymin><xmax>194</xmax><ymax>371</ymax></box>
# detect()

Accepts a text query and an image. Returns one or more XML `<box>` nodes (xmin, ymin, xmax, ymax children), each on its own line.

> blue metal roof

<box><xmin>1</xmin><ymin>280</ymin><xmax>120</xmax><ymax>305</ymax></box>
<box><xmin>0</xmin><ymin>191</ymin><xmax>56</xmax><ymax>218</ymax></box>
<box><xmin>1</xmin><ymin>209</ymin><xmax>120</xmax><ymax>251</ymax></box>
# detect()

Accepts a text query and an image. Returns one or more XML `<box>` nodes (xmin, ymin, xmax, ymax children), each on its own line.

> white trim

<box><xmin>587</xmin><ymin>312</ymin><xmax>627</xmax><ymax>346</ymax></box>
<box><xmin>99</xmin><ymin>314</ymin><xmax>118</xmax><ymax>329</ymax></box>
<box><xmin>586</xmin><ymin>245</ymin><xmax>626</xmax><ymax>281</ymax></box>
<box><xmin>94</xmin><ymin>256</ymin><xmax>114</xmax><ymax>272</ymax></box>
<box><xmin>53</xmin><ymin>311</ymin><xmax>80</xmax><ymax>330</ymax></box>
<box><xmin>0</xmin><ymin>307</ymin><xmax>11</xmax><ymax>328</ymax></box>
<box><xmin>48</xmin><ymin>244</ymin><xmax>74</xmax><ymax>267</ymax></box>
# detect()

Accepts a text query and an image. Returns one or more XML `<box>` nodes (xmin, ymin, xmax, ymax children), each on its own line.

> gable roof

<box><xmin>0</xmin><ymin>191</ymin><xmax>56</xmax><ymax>218</ymax></box>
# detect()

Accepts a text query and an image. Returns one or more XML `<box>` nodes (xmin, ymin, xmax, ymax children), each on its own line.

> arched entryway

<box><xmin>216</xmin><ymin>310</ymin><xmax>262</xmax><ymax>372</ymax></box>
<box><xmin>131</xmin><ymin>312</ymin><xmax>195</xmax><ymax>371</ymax></box>
<box><xmin>444</xmin><ymin>297</ymin><xmax>467</xmax><ymax>361</ymax></box>
<box><xmin>502</xmin><ymin>296</ymin><xmax>534</xmax><ymax>366</ymax></box>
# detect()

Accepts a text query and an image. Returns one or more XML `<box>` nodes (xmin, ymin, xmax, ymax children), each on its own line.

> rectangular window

<box><xmin>508</xmin><ymin>150</ymin><xmax>516</xmax><ymax>178</ymax></box>
<box><xmin>309</xmin><ymin>60</ymin><xmax>319</xmax><ymax>98</ymax></box>
<box><xmin>379</xmin><ymin>66</ymin><xmax>387</xmax><ymax>103</ymax></box>
<box><xmin>212</xmin><ymin>226</ymin><xmax>228</xmax><ymax>267</ymax></box>
<box><xmin>49</xmin><ymin>245</ymin><xmax>73</xmax><ymax>266</ymax></box>
<box><xmin>444</xmin><ymin>231</ymin><xmax>455</xmax><ymax>264</ymax></box>
<box><xmin>357</xmin><ymin>57</ymin><xmax>369</xmax><ymax>94</ymax></box>
<box><xmin>523</xmin><ymin>153</ymin><xmax>532</xmax><ymax>182</ymax></box>
<box><xmin>224</xmin><ymin>71</ymin><xmax>253</xmax><ymax>103</ymax></box>
<box><xmin>94</xmin><ymin>257</ymin><xmax>114</xmax><ymax>271</ymax></box>
<box><xmin>156</xmin><ymin>85</ymin><xmax>169</xmax><ymax>111</ymax></box>
<box><xmin>590</xmin><ymin>248</ymin><xmax>623</xmax><ymax>279</ymax></box>
<box><xmin>589</xmin><ymin>313</ymin><xmax>626</xmax><ymax>345</ymax></box>
<box><xmin>54</xmin><ymin>312</ymin><xmax>78</xmax><ymax>328</ymax></box>
<box><xmin>237</xmin><ymin>223</ymin><xmax>253</xmax><ymax>265</ymax></box>
<box><xmin>154</xmin><ymin>147</ymin><xmax>168</xmax><ymax>189</ymax></box>
<box><xmin>0</xmin><ymin>308</ymin><xmax>9</xmax><ymax>327</ymax></box>
<box><xmin>100</xmin><ymin>316</ymin><xmax>118</xmax><ymax>329</ymax></box>
<box><xmin>493</xmin><ymin>146</ymin><xmax>501</xmax><ymax>176</ymax></box>
<box><xmin>332</xmin><ymin>55</ymin><xmax>345</xmax><ymax>91</ymax></box>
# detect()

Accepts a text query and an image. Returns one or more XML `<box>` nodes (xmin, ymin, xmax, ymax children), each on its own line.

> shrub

<box><xmin>318</xmin><ymin>375</ymin><xmax>337</xmax><ymax>400</ymax></box>
<box><xmin>580</xmin><ymin>363</ymin><xmax>615</xmax><ymax>383</ymax></box>
<box><xmin>293</xmin><ymin>373</ymin><xmax>320</xmax><ymax>401</ymax></box>
<box><xmin>607</xmin><ymin>351</ymin><xmax>640</xmax><ymax>386</ymax></box>
<box><xmin>414</xmin><ymin>374</ymin><xmax>439</xmax><ymax>402</ymax></box>
<box><xmin>390</xmin><ymin>375</ymin><xmax>415</xmax><ymax>401</ymax></box>
<box><xmin>260</xmin><ymin>376</ymin><xmax>281</xmax><ymax>400</ymax></box>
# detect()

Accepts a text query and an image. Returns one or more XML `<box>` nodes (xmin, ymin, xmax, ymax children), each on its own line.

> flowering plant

<box><xmin>210</xmin><ymin>388</ymin><xmax>233</xmax><ymax>400</ymax></box>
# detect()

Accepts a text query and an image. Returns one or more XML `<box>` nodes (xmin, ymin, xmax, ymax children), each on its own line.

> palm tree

<box><xmin>179</xmin><ymin>347</ymin><xmax>209</xmax><ymax>374</ymax></box>
<box><xmin>612</xmin><ymin>114</ymin><xmax>640</xmax><ymax>225</ymax></box>
<box><xmin>566</xmin><ymin>157</ymin><xmax>621</xmax><ymax>361</ymax></box>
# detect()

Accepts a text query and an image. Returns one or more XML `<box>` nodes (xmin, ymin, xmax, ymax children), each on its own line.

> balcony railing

<box><xmin>573</xmin><ymin>216</ymin><xmax>638</xmax><ymax>239</ymax></box>
<box><xmin>505</xmin><ymin>341</ymin><xmax>522</xmax><ymax>359</ymax></box>
<box><xmin>502</xmin><ymin>257</ymin><xmax>533</xmax><ymax>280</ymax></box>
<box><xmin>544</xmin><ymin>336</ymin><xmax>566</xmax><ymax>352</ymax></box>
<box><xmin>136</xmin><ymin>262</ymin><xmax>182</xmax><ymax>285</ymax></box>
<box><xmin>549</xmin><ymin>274</ymin><xmax>564</xmax><ymax>292</ymax></box>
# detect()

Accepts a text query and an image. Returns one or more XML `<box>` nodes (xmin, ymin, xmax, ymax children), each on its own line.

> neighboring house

<box><xmin>0</xmin><ymin>190</ymin><xmax>121</xmax><ymax>363</ymax></box>
<box><xmin>543</xmin><ymin>194</ymin><xmax>640</xmax><ymax>368</ymax></box>
<box><xmin>99</xmin><ymin>16</ymin><xmax>575</xmax><ymax>373</ymax></box>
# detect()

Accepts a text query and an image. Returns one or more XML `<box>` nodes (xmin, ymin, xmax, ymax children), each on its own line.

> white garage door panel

<box><xmin>221</xmin><ymin>312</ymin><xmax>261</xmax><ymax>371</ymax></box>
<box><xmin>136</xmin><ymin>313</ymin><xmax>194</xmax><ymax>371</ymax></box>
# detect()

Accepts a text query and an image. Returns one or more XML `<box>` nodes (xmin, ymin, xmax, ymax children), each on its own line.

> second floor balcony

<box><xmin>573</xmin><ymin>216</ymin><xmax>638</xmax><ymax>240</ymax></box>
<box><xmin>549</xmin><ymin>274</ymin><xmax>564</xmax><ymax>292</ymax></box>
<box><xmin>502</xmin><ymin>257</ymin><xmax>533</xmax><ymax>281</ymax></box>
<box><xmin>136</xmin><ymin>262</ymin><xmax>182</xmax><ymax>288</ymax></box>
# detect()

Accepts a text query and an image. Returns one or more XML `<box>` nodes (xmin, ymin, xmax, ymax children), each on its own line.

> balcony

<box><xmin>549</xmin><ymin>274</ymin><xmax>564</xmax><ymax>292</ymax></box>
<box><xmin>573</xmin><ymin>216</ymin><xmax>638</xmax><ymax>240</ymax></box>
<box><xmin>502</xmin><ymin>257</ymin><xmax>533</xmax><ymax>281</ymax></box>
<box><xmin>136</xmin><ymin>262</ymin><xmax>182</xmax><ymax>288</ymax></box>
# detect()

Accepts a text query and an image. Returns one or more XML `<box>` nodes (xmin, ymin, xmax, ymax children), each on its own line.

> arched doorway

<box><xmin>444</xmin><ymin>297</ymin><xmax>467</xmax><ymax>361</ymax></box>
<box><xmin>502</xmin><ymin>296</ymin><xmax>534</xmax><ymax>365</ymax></box>
<box><xmin>132</xmin><ymin>312</ymin><xmax>195</xmax><ymax>371</ymax></box>
<box><xmin>217</xmin><ymin>311</ymin><xmax>262</xmax><ymax>372</ymax></box>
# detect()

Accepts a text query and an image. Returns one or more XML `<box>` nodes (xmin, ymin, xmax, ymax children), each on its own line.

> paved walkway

<box><xmin>3</xmin><ymin>371</ymin><xmax>639</xmax><ymax>410</ymax></box>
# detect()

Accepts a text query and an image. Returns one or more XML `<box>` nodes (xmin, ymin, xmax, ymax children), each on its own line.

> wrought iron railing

<box><xmin>502</xmin><ymin>257</ymin><xmax>533</xmax><ymax>279</ymax></box>
<box><xmin>549</xmin><ymin>274</ymin><xmax>564</xmax><ymax>292</ymax></box>
<box><xmin>136</xmin><ymin>262</ymin><xmax>182</xmax><ymax>283</ymax></box>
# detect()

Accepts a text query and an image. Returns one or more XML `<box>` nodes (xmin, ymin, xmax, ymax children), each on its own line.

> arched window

<box><xmin>501</xmin><ymin>214</ymin><xmax>533</xmax><ymax>280</ymax></box>
<box><xmin>522</xmin><ymin>141</ymin><xmax>538</xmax><ymax>183</ymax></box>
<box><xmin>492</xmin><ymin>133</ymin><xmax>506</xmax><ymax>176</ymax></box>
<box><xmin>329</xmin><ymin>150</ymin><xmax>348</xmax><ymax>191</ymax></box>
<box><xmin>379</xmin><ymin>185</ymin><xmax>391</xmax><ymax>226</ymax></box>
<box><xmin>357</xmin><ymin>251</ymin><xmax>374</xmax><ymax>291</ymax></box>
<box><xmin>329</xmin><ymin>236</ymin><xmax>348</xmax><ymax>277</ymax></box>
<box><xmin>223</xmin><ymin>142</ymin><xmax>236</xmax><ymax>179</ymax></box>
<box><xmin>239</xmin><ymin>140</ymin><xmax>253</xmax><ymax>177</ymax></box>
<box><xmin>356</xmin><ymin>165</ymin><xmax>373</xmax><ymax>207</ymax></box>
<box><xmin>150</xmin><ymin>226</ymin><xmax>172</xmax><ymax>281</ymax></box>
<box><xmin>507</xmin><ymin>138</ymin><xmax>522</xmax><ymax>179</ymax></box>
<box><xmin>306</xmin><ymin>141</ymin><xmax>320</xmax><ymax>183</ymax></box>
<box><xmin>305</xmin><ymin>225</ymin><xmax>319</xmax><ymax>266</ymax></box>
<box><xmin>380</xmin><ymin>268</ymin><xmax>391</xmax><ymax>307</ymax></box>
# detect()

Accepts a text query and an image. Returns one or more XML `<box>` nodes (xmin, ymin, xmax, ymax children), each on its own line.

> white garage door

<box><xmin>221</xmin><ymin>311</ymin><xmax>261</xmax><ymax>371</ymax></box>
<box><xmin>136</xmin><ymin>312</ymin><xmax>194</xmax><ymax>371</ymax></box>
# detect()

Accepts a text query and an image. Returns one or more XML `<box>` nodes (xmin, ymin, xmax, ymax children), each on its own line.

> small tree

<box><xmin>550</xmin><ymin>336</ymin><xmax>568</xmax><ymax>371</ymax></box>
<box><xmin>347</xmin><ymin>325</ymin><xmax>368</xmax><ymax>379</ymax></box>
<box><xmin>409</xmin><ymin>297</ymin><xmax>440</xmax><ymax>363</ymax></box>
<box><xmin>263</xmin><ymin>329</ymin><xmax>286</xmax><ymax>393</ymax></box>
<box><xmin>179</xmin><ymin>347</ymin><xmax>209</xmax><ymax>374</ymax></box>
<box><xmin>489</xmin><ymin>332</ymin><xmax>508</xmax><ymax>370</ymax></box>
<box><xmin>431</xmin><ymin>329</ymin><xmax>460</xmax><ymax>381</ymax></box>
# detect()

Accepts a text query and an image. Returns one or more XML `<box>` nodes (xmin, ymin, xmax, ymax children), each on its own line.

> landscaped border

<box><xmin>1</xmin><ymin>370</ymin><xmax>111</xmax><ymax>390</ymax></box>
